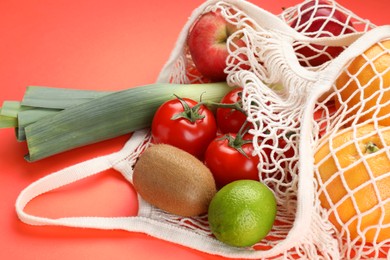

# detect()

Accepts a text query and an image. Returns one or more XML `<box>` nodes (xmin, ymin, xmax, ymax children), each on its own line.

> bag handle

<box><xmin>14</xmin><ymin>127</ymin><xmax>291</xmax><ymax>259</ymax></box>
<box><xmin>15</xmin><ymin>129</ymin><xmax>150</xmax><ymax>228</ymax></box>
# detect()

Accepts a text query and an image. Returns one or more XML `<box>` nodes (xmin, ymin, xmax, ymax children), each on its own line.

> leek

<box><xmin>14</xmin><ymin>87</ymin><xmax>112</xmax><ymax>140</ymax></box>
<box><xmin>17</xmin><ymin>109</ymin><xmax>61</xmax><ymax>141</ymax></box>
<box><xmin>1</xmin><ymin>82</ymin><xmax>232</xmax><ymax>161</ymax></box>
<box><xmin>1</xmin><ymin>101</ymin><xmax>27</xmax><ymax>118</ymax></box>
<box><xmin>22</xmin><ymin>86</ymin><xmax>111</xmax><ymax>109</ymax></box>
<box><xmin>0</xmin><ymin>112</ymin><xmax>17</xmax><ymax>129</ymax></box>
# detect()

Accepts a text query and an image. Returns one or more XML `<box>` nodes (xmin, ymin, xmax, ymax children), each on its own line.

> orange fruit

<box><xmin>335</xmin><ymin>39</ymin><xmax>390</xmax><ymax>126</ymax></box>
<box><xmin>314</xmin><ymin>124</ymin><xmax>390</xmax><ymax>242</ymax></box>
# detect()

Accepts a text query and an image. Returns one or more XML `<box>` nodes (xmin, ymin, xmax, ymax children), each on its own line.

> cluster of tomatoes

<box><xmin>151</xmin><ymin>88</ymin><xmax>261</xmax><ymax>189</ymax></box>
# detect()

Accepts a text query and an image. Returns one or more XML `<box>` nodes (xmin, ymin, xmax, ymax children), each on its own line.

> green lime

<box><xmin>208</xmin><ymin>180</ymin><xmax>277</xmax><ymax>247</ymax></box>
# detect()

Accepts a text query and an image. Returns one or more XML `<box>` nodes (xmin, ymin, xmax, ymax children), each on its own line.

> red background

<box><xmin>0</xmin><ymin>0</ymin><xmax>388</xmax><ymax>259</ymax></box>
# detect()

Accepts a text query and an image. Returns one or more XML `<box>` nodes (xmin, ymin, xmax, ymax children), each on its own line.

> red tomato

<box><xmin>216</xmin><ymin>88</ymin><xmax>247</xmax><ymax>134</ymax></box>
<box><xmin>204</xmin><ymin>133</ymin><xmax>260</xmax><ymax>188</ymax></box>
<box><xmin>151</xmin><ymin>97</ymin><xmax>217</xmax><ymax>159</ymax></box>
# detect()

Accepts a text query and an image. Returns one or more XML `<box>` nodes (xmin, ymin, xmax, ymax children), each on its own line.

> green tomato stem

<box><xmin>171</xmin><ymin>95</ymin><xmax>205</xmax><ymax>123</ymax></box>
<box><xmin>202</xmin><ymin>100</ymin><xmax>246</xmax><ymax>115</ymax></box>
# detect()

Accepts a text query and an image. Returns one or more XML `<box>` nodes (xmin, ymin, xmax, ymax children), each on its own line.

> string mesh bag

<box><xmin>14</xmin><ymin>0</ymin><xmax>390</xmax><ymax>259</ymax></box>
<box><xmin>279</xmin><ymin>0</ymin><xmax>374</xmax><ymax>69</ymax></box>
<box><xmin>310</xmin><ymin>35</ymin><xmax>390</xmax><ymax>259</ymax></box>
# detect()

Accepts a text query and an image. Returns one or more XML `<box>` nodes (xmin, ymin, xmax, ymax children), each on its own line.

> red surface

<box><xmin>0</xmin><ymin>0</ymin><xmax>388</xmax><ymax>259</ymax></box>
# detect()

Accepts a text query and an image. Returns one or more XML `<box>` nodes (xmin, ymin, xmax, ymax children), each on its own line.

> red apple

<box><xmin>291</xmin><ymin>0</ymin><xmax>355</xmax><ymax>67</ymax></box>
<box><xmin>187</xmin><ymin>11</ymin><xmax>243</xmax><ymax>82</ymax></box>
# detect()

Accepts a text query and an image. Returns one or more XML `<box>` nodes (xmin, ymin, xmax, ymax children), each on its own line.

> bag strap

<box><xmin>15</xmin><ymin>129</ymin><xmax>150</xmax><ymax>228</ymax></box>
<box><xmin>14</xmin><ymin>127</ymin><xmax>291</xmax><ymax>259</ymax></box>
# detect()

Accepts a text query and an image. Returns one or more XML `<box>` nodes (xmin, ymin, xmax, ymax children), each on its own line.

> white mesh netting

<box><xmin>15</xmin><ymin>0</ymin><xmax>390</xmax><ymax>259</ymax></box>
<box><xmin>155</xmin><ymin>0</ymin><xmax>390</xmax><ymax>259</ymax></box>
<box><xmin>312</xmin><ymin>39</ymin><xmax>390</xmax><ymax>259</ymax></box>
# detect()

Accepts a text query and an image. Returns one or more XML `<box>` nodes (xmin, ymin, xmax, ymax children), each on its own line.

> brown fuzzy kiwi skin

<box><xmin>132</xmin><ymin>144</ymin><xmax>217</xmax><ymax>217</ymax></box>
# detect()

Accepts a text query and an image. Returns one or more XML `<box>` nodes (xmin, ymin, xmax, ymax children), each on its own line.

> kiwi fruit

<box><xmin>133</xmin><ymin>144</ymin><xmax>217</xmax><ymax>217</ymax></box>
